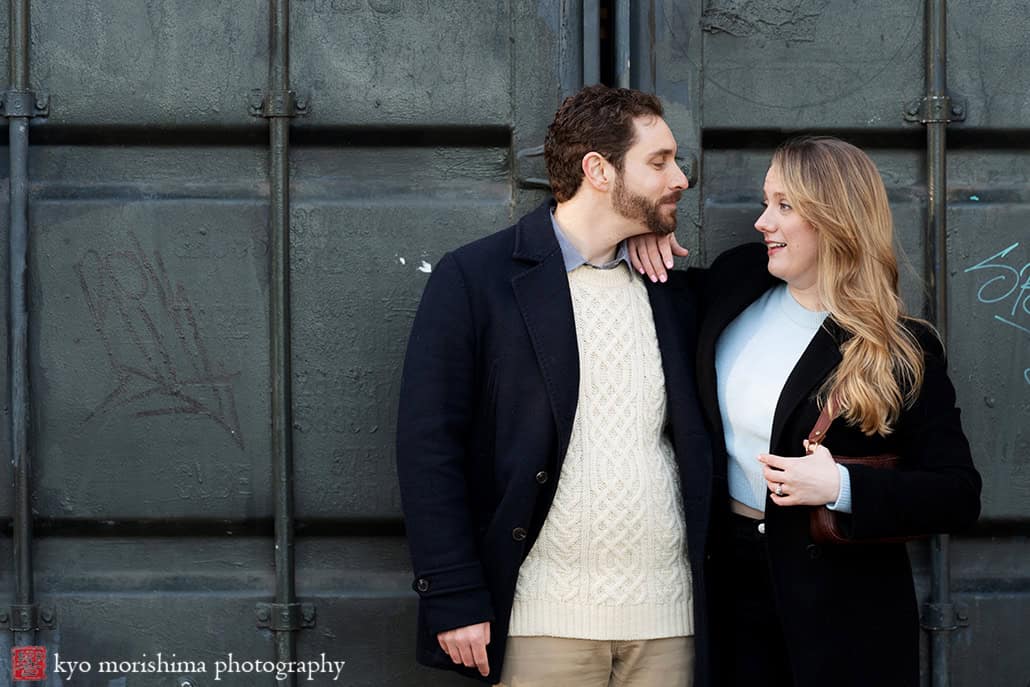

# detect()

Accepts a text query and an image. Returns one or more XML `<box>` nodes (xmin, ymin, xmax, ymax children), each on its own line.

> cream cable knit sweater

<box><xmin>508</xmin><ymin>262</ymin><xmax>692</xmax><ymax>640</ymax></box>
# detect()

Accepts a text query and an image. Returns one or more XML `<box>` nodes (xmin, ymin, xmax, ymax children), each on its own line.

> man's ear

<box><xmin>581</xmin><ymin>152</ymin><xmax>611</xmax><ymax>193</ymax></box>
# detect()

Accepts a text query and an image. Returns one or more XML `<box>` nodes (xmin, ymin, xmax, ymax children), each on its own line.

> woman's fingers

<box><xmin>627</xmin><ymin>234</ymin><xmax>676</xmax><ymax>282</ymax></box>
<box><xmin>645</xmin><ymin>237</ymin><xmax>667</xmax><ymax>282</ymax></box>
<box><xmin>629</xmin><ymin>239</ymin><xmax>645</xmax><ymax>274</ymax></box>
<box><xmin>669</xmin><ymin>233</ymin><xmax>691</xmax><ymax>257</ymax></box>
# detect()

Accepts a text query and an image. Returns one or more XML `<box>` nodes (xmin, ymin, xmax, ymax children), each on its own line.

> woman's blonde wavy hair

<box><xmin>772</xmin><ymin>136</ymin><xmax>932</xmax><ymax>436</ymax></box>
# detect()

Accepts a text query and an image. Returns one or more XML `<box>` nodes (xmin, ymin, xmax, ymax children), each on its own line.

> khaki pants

<box><xmin>497</xmin><ymin>635</ymin><xmax>694</xmax><ymax>687</ymax></box>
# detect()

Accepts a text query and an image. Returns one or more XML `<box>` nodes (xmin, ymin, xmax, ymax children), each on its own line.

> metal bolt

<box><xmin>180</xmin><ymin>680</ymin><xmax>195</xmax><ymax>687</ymax></box>
<box><xmin>951</xmin><ymin>104</ymin><xmax>964</xmax><ymax>116</ymax></box>
<box><xmin>303</xmin><ymin>606</ymin><xmax>315</xmax><ymax>622</ymax></box>
<box><xmin>0</xmin><ymin>610</ymin><xmax>8</xmax><ymax>623</ymax></box>
<box><xmin>41</xmin><ymin>608</ymin><xmax>54</xmax><ymax>623</ymax></box>
<box><xmin>257</xmin><ymin>607</ymin><xmax>270</xmax><ymax>621</ymax></box>
<box><xmin>906</xmin><ymin>102</ymin><xmax>920</xmax><ymax>116</ymax></box>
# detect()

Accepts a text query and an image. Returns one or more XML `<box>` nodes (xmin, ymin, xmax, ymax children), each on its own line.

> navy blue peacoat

<box><xmin>396</xmin><ymin>200</ymin><xmax>717</xmax><ymax>684</ymax></box>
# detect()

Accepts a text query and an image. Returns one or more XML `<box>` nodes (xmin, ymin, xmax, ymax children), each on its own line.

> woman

<box><xmin>627</xmin><ymin>136</ymin><xmax>981</xmax><ymax>687</ymax></box>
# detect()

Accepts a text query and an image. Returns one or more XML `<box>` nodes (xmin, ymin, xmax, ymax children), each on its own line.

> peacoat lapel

<box><xmin>643</xmin><ymin>276</ymin><xmax>709</xmax><ymax>469</ymax></box>
<box><xmin>768</xmin><ymin>319</ymin><xmax>845</xmax><ymax>453</ymax></box>
<box><xmin>510</xmin><ymin>201</ymin><xmax>580</xmax><ymax>469</ymax></box>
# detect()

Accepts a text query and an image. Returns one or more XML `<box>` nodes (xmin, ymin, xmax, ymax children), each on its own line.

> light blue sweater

<box><xmin>715</xmin><ymin>284</ymin><xmax>852</xmax><ymax>513</ymax></box>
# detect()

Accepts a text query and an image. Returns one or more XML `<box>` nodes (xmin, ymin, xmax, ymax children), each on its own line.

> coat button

<box><xmin>807</xmin><ymin>544</ymin><xmax>822</xmax><ymax>560</ymax></box>
<box><xmin>414</xmin><ymin>578</ymin><xmax>430</xmax><ymax>593</ymax></box>
<box><xmin>535</xmin><ymin>471</ymin><xmax>549</xmax><ymax>484</ymax></box>
<box><xmin>757</xmin><ymin>522</ymin><xmax>766</xmax><ymax>535</ymax></box>
<box><xmin>512</xmin><ymin>527</ymin><xmax>528</xmax><ymax>542</ymax></box>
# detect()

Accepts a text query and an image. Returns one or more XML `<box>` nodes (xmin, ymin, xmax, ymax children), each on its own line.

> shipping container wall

<box><xmin>0</xmin><ymin>1</ymin><xmax>1026</xmax><ymax>686</ymax></box>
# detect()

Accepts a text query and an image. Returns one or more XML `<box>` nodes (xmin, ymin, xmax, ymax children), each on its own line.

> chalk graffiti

<box><xmin>964</xmin><ymin>242</ymin><xmax>1030</xmax><ymax>386</ymax></box>
<box><xmin>74</xmin><ymin>231</ymin><xmax>245</xmax><ymax>447</ymax></box>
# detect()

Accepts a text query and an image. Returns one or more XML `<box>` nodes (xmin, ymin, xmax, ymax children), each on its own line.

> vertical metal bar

<box><xmin>613</xmin><ymin>0</ymin><xmax>630</xmax><ymax>87</ymax></box>
<box><xmin>583</xmin><ymin>0</ymin><xmax>600</xmax><ymax>85</ymax></box>
<box><xmin>924</xmin><ymin>2</ymin><xmax>953</xmax><ymax>686</ymax></box>
<box><xmin>268</xmin><ymin>0</ymin><xmax>298</xmax><ymax>684</ymax></box>
<box><xmin>10</xmin><ymin>0</ymin><xmax>28</xmax><ymax>89</ymax></box>
<box><xmin>629</xmin><ymin>0</ymin><xmax>656</xmax><ymax>93</ymax></box>
<box><xmin>926</xmin><ymin>0</ymin><xmax>948</xmax><ymax>336</ymax></box>
<box><xmin>8</xmin><ymin>1</ymin><xmax>36</xmax><ymax>682</ymax></box>
<box><xmin>9</xmin><ymin>0</ymin><xmax>33</xmax><ymax>621</ymax></box>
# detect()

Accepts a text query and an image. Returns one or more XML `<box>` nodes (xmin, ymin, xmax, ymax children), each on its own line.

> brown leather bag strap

<box><xmin>807</xmin><ymin>405</ymin><xmax>835</xmax><ymax>451</ymax></box>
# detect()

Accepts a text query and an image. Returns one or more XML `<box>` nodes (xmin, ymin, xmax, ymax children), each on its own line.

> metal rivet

<box><xmin>257</xmin><ymin>608</ymin><xmax>270</xmax><ymax>621</ymax></box>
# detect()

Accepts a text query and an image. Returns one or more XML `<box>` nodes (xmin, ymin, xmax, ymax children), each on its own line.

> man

<box><xmin>396</xmin><ymin>85</ymin><xmax>714</xmax><ymax>686</ymax></box>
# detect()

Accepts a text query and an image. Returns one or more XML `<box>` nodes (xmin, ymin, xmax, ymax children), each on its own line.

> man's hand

<box><xmin>627</xmin><ymin>233</ymin><xmax>689</xmax><ymax>283</ymax></box>
<box><xmin>437</xmin><ymin>621</ymin><xmax>491</xmax><ymax>677</ymax></box>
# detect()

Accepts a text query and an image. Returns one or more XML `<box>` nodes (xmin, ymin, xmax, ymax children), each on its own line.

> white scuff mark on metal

<box><xmin>418</xmin><ymin>261</ymin><xmax>433</xmax><ymax>274</ymax></box>
<box><xmin>398</xmin><ymin>257</ymin><xmax>406</xmax><ymax>265</ymax></box>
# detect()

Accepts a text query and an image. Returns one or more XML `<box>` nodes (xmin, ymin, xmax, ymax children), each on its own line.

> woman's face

<box><xmin>755</xmin><ymin>164</ymin><xmax>820</xmax><ymax>293</ymax></box>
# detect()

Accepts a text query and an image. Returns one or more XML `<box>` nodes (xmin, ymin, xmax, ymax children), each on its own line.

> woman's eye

<box><xmin>779</xmin><ymin>202</ymin><xmax>792</xmax><ymax>211</ymax></box>
<box><xmin>652</xmin><ymin>162</ymin><xmax>664</xmax><ymax>169</ymax></box>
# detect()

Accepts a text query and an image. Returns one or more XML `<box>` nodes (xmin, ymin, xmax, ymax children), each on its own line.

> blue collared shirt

<box><xmin>550</xmin><ymin>211</ymin><xmax>632</xmax><ymax>273</ymax></box>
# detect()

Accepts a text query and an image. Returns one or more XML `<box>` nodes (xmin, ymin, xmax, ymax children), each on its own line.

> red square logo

<box><xmin>12</xmin><ymin>646</ymin><xmax>47</xmax><ymax>681</ymax></box>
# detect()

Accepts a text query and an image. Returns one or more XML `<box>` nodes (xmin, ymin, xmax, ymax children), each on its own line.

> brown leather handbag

<box><xmin>806</xmin><ymin>407</ymin><xmax>916</xmax><ymax>545</ymax></box>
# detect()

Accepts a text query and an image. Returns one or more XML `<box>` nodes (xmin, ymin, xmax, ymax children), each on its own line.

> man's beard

<box><xmin>612</xmin><ymin>173</ymin><xmax>680</xmax><ymax>235</ymax></box>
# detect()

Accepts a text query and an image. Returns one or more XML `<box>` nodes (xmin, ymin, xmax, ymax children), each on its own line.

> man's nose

<box><xmin>672</xmin><ymin>163</ymin><xmax>689</xmax><ymax>190</ymax></box>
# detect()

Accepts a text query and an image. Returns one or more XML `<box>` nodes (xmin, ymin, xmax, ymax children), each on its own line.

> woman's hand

<box><xmin>627</xmin><ymin>233</ymin><xmax>689</xmax><ymax>283</ymax></box>
<box><xmin>759</xmin><ymin>443</ymin><xmax>841</xmax><ymax>507</ymax></box>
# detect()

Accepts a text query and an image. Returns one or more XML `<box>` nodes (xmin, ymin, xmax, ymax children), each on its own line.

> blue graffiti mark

<box><xmin>965</xmin><ymin>242</ymin><xmax>1030</xmax><ymax>388</ymax></box>
<box><xmin>996</xmin><ymin>315</ymin><xmax>1030</xmax><ymax>337</ymax></box>
<box><xmin>964</xmin><ymin>242</ymin><xmax>1030</xmax><ymax>315</ymax></box>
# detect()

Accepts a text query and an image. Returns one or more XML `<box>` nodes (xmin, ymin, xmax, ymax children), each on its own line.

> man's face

<box><xmin>610</xmin><ymin>116</ymin><xmax>689</xmax><ymax>235</ymax></box>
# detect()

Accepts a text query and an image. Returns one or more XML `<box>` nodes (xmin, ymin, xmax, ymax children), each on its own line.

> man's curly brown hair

<box><xmin>544</xmin><ymin>85</ymin><xmax>664</xmax><ymax>202</ymax></box>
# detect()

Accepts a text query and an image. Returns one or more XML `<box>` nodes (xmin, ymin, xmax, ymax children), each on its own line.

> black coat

<box><xmin>396</xmin><ymin>200</ymin><xmax>716</xmax><ymax>684</ymax></box>
<box><xmin>695</xmin><ymin>243</ymin><xmax>982</xmax><ymax>687</ymax></box>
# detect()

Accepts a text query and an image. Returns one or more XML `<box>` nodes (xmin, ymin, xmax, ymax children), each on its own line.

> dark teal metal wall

<box><xmin>0</xmin><ymin>1</ymin><xmax>1025</xmax><ymax>686</ymax></box>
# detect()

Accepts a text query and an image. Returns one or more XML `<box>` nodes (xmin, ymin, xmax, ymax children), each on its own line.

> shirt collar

<box><xmin>549</xmin><ymin>210</ymin><xmax>631</xmax><ymax>273</ymax></box>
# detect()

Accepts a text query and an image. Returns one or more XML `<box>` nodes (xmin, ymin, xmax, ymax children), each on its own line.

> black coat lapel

<box><xmin>644</xmin><ymin>278</ymin><xmax>697</xmax><ymax>410</ymax></box>
<box><xmin>510</xmin><ymin>202</ymin><xmax>580</xmax><ymax>467</ymax></box>
<box><xmin>768</xmin><ymin>318</ymin><xmax>846</xmax><ymax>453</ymax></box>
